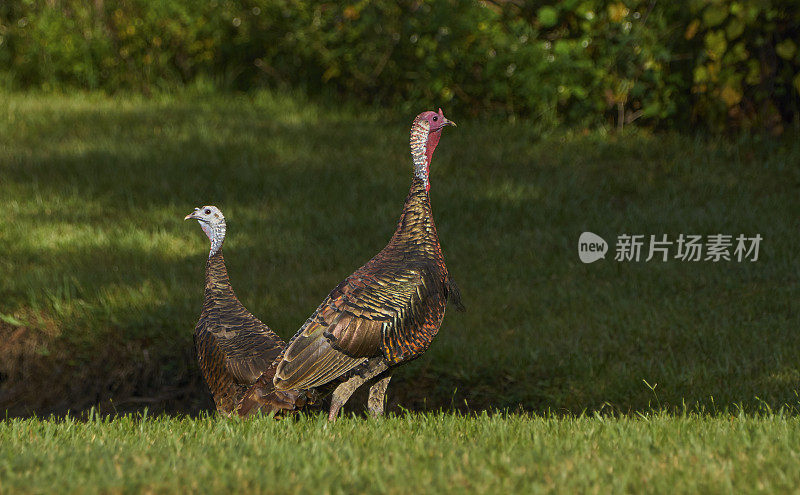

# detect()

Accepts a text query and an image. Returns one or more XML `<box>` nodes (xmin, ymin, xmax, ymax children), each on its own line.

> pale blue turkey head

<box><xmin>185</xmin><ymin>205</ymin><xmax>227</xmax><ymax>257</ymax></box>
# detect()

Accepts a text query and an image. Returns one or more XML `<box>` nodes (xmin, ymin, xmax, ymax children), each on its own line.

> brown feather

<box><xmin>195</xmin><ymin>251</ymin><xmax>307</xmax><ymax>415</ymax></box>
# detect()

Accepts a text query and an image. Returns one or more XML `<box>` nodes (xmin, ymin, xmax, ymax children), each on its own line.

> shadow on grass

<box><xmin>2</xmin><ymin>94</ymin><xmax>799</xmax><ymax>418</ymax></box>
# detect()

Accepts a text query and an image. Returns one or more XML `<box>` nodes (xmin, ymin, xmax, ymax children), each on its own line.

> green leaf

<box><xmin>725</xmin><ymin>19</ymin><xmax>745</xmax><ymax>40</ymax></box>
<box><xmin>730</xmin><ymin>42</ymin><xmax>748</xmax><ymax>62</ymax></box>
<box><xmin>694</xmin><ymin>65</ymin><xmax>709</xmax><ymax>83</ymax></box>
<box><xmin>720</xmin><ymin>84</ymin><xmax>742</xmax><ymax>107</ymax></box>
<box><xmin>703</xmin><ymin>5</ymin><xmax>728</xmax><ymax>27</ymax></box>
<box><xmin>554</xmin><ymin>39</ymin><xmax>572</xmax><ymax>56</ymax></box>
<box><xmin>642</xmin><ymin>102</ymin><xmax>662</xmax><ymax>118</ymax></box>
<box><xmin>775</xmin><ymin>39</ymin><xmax>796</xmax><ymax>60</ymax></box>
<box><xmin>704</xmin><ymin>31</ymin><xmax>727</xmax><ymax>61</ymax></box>
<box><xmin>537</xmin><ymin>6</ymin><xmax>558</xmax><ymax>28</ymax></box>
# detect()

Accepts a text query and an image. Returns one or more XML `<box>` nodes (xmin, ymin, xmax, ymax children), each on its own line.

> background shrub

<box><xmin>1</xmin><ymin>0</ymin><xmax>798</xmax><ymax>131</ymax></box>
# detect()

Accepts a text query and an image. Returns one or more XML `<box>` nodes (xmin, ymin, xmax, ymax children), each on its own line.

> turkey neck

<box><xmin>389</xmin><ymin>177</ymin><xmax>441</xmax><ymax>257</ymax></box>
<box><xmin>204</xmin><ymin>251</ymin><xmax>236</xmax><ymax>303</ymax></box>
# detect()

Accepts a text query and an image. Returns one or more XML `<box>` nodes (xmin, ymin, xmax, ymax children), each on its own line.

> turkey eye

<box><xmin>204</xmin><ymin>209</ymin><xmax>211</xmax><ymax>215</ymax></box>
<box><xmin>433</xmin><ymin>116</ymin><xmax>438</xmax><ymax>121</ymax></box>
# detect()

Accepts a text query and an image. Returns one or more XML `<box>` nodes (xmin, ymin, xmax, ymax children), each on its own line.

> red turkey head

<box><xmin>417</xmin><ymin>108</ymin><xmax>457</xmax><ymax>132</ymax></box>
<box><xmin>410</xmin><ymin>109</ymin><xmax>456</xmax><ymax>191</ymax></box>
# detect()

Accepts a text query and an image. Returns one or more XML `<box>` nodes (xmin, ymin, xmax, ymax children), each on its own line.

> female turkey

<box><xmin>186</xmin><ymin>206</ymin><xmax>308</xmax><ymax>416</ymax></box>
<box><xmin>271</xmin><ymin>109</ymin><xmax>464</xmax><ymax>421</ymax></box>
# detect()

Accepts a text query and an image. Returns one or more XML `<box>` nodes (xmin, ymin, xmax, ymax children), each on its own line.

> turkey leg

<box><xmin>328</xmin><ymin>359</ymin><xmax>388</xmax><ymax>421</ymax></box>
<box><xmin>367</xmin><ymin>373</ymin><xmax>392</xmax><ymax>418</ymax></box>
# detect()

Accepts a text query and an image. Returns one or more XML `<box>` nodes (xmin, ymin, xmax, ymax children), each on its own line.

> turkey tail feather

<box><xmin>237</xmin><ymin>364</ymin><xmax>310</xmax><ymax>417</ymax></box>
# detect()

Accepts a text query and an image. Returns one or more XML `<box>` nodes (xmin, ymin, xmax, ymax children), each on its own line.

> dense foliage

<box><xmin>1</xmin><ymin>1</ymin><xmax>798</xmax><ymax>127</ymax></box>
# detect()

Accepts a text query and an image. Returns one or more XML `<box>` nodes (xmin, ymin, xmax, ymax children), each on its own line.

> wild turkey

<box><xmin>185</xmin><ymin>205</ymin><xmax>309</xmax><ymax>416</ymax></box>
<box><xmin>271</xmin><ymin>109</ymin><xmax>464</xmax><ymax>421</ymax></box>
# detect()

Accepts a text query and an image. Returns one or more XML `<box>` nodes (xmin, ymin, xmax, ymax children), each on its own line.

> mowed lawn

<box><xmin>1</xmin><ymin>92</ymin><xmax>799</xmax><ymax>492</ymax></box>
<box><xmin>2</xmin><ymin>412</ymin><xmax>800</xmax><ymax>493</ymax></box>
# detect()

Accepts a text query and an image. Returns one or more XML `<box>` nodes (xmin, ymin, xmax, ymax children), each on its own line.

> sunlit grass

<box><xmin>2</xmin><ymin>411</ymin><xmax>800</xmax><ymax>493</ymax></box>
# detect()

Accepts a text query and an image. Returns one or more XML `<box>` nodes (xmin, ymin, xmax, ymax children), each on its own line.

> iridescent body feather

<box><xmin>271</xmin><ymin>110</ymin><xmax>464</xmax><ymax>420</ymax></box>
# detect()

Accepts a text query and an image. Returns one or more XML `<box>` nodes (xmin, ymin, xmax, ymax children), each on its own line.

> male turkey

<box><xmin>186</xmin><ymin>206</ymin><xmax>308</xmax><ymax>416</ymax></box>
<box><xmin>271</xmin><ymin>109</ymin><xmax>464</xmax><ymax>421</ymax></box>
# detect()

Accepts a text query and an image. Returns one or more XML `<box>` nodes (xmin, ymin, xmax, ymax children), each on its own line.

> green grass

<box><xmin>2</xmin><ymin>91</ymin><xmax>800</xmax><ymax>493</ymax></box>
<box><xmin>2</xmin><ymin>411</ymin><xmax>800</xmax><ymax>493</ymax></box>
<box><xmin>0</xmin><ymin>91</ymin><xmax>799</xmax><ymax>419</ymax></box>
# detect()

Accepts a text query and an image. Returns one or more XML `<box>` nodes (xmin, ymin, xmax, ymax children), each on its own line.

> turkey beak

<box><xmin>184</xmin><ymin>209</ymin><xmax>200</xmax><ymax>221</ymax></box>
<box><xmin>438</xmin><ymin>108</ymin><xmax>456</xmax><ymax>127</ymax></box>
